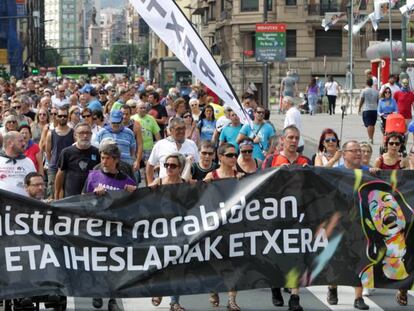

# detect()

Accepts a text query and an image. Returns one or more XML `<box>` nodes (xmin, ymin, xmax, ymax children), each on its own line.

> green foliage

<box><xmin>43</xmin><ymin>46</ymin><xmax>62</xmax><ymax>67</ymax></box>
<box><xmin>109</xmin><ymin>41</ymin><xmax>149</xmax><ymax>67</ymax></box>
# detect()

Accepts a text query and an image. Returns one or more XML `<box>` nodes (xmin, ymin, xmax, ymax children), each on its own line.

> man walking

<box><xmin>358</xmin><ymin>79</ymin><xmax>379</xmax><ymax>144</ymax></box>
<box><xmin>54</xmin><ymin>123</ymin><xmax>100</xmax><ymax>199</ymax></box>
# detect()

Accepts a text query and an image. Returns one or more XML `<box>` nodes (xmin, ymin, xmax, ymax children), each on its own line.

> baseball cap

<box><xmin>110</xmin><ymin>110</ymin><xmax>123</xmax><ymax>123</ymax></box>
<box><xmin>79</xmin><ymin>84</ymin><xmax>94</xmax><ymax>94</ymax></box>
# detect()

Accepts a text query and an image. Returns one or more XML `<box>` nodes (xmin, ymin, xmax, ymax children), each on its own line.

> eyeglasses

<box><xmin>255</xmin><ymin>110</ymin><xmax>265</xmax><ymax>114</ymax></box>
<box><xmin>77</xmin><ymin>131</ymin><xmax>92</xmax><ymax>136</ymax></box>
<box><xmin>82</xmin><ymin>114</ymin><xmax>92</xmax><ymax>118</ymax></box>
<box><xmin>324</xmin><ymin>137</ymin><xmax>338</xmax><ymax>143</ymax></box>
<box><xmin>59</xmin><ymin>90</ymin><xmax>65</xmax><ymax>93</ymax></box>
<box><xmin>223</xmin><ymin>153</ymin><xmax>238</xmax><ymax>158</ymax></box>
<box><xmin>201</xmin><ymin>151</ymin><xmax>214</xmax><ymax>156</ymax></box>
<box><xmin>57</xmin><ymin>114</ymin><xmax>68</xmax><ymax>119</ymax></box>
<box><xmin>388</xmin><ymin>141</ymin><xmax>401</xmax><ymax>146</ymax></box>
<box><xmin>164</xmin><ymin>162</ymin><xmax>179</xmax><ymax>169</ymax></box>
<box><xmin>173</xmin><ymin>126</ymin><xmax>186</xmax><ymax>131</ymax></box>
<box><xmin>29</xmin><ymin>182</ymin><xmax>45</xmax><ymax>187</ymax></box>
<box><xmin>241</xmin><ymin>149</ymin><xmax>253</xmax><ymax>154</ymax></box>
<box><xmin>344</xmin><ymin>149</ymin><xmax>362</xmax><ymax>153</ymax></box>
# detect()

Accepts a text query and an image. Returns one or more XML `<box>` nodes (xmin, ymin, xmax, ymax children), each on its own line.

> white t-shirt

<box><xmin>324</xmin><ymin>81</ymin><xmax>339</xmax><ymax>96</ymax></box>
<box><xmin>284</xmin><ymin>106</ymin><xmax>304</xmax><ymax>147</ymax></box>
<box><xmin>379</xmin><ymin>83</ymin><xmax>400</xmax><ymax>96</ymax></box>
<box><xmin>0</xmin><ymin>156</ymin><xmax>36</xmax><ymax>197</ymax></box>
<box><xmin>148</xmin><ymin>138</ymin><xmax>200</xmax><ymax>178</ymax></box>
<box><xmin>51</xmin><ymin>95</ymin><xmax>69</xmax><ymax>108</ymax></box>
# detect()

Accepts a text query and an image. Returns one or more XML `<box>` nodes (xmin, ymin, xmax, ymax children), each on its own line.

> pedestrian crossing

<box><xmin>4</xmin><ymin>287</ymin><xmax>413</xmax><ymax>311</ymax></box>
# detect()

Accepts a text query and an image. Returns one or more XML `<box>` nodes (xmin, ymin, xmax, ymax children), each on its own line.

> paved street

<box><xmin>18</xmin><ymin>287</ymin><xmax>413</xmax><ymax>310</ymax></box>
<box><xmin>269</xmin><ymin>106</ymin><xmax>390</xmax><ymax>161</ymax></box>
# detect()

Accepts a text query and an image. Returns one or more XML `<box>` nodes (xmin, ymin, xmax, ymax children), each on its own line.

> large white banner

<box><xmin>128</xmin><ymin>0</ymin><xmax>249</xmax><ymax>123</ymax></box>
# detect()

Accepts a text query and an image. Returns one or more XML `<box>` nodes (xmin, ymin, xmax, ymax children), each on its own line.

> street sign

<box><xmin>255</xmin><ymin>23</ymin><xmax>286</xmax><ymax>62</ymax></box>
<box><xmin>243</xmin><ymin>50</ymin><xmax>254</xmax><ymax>57</ymax></box>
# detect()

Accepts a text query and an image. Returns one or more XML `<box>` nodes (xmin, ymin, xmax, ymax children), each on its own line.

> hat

<box><xmin>79</xmin><ymin>84</ymin><xmax>94</xmax><ymax>94</ymax></box>
<box><xmin>110</xmin><ymin>110</ymin><xmax>123</xmax><ymax>123</ymax></box>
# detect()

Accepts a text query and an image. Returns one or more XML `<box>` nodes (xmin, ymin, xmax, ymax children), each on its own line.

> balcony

<box><xmin>308</xmin><ymin>0</ymin><xmax>344</xmax><ymax>16</ymax></box>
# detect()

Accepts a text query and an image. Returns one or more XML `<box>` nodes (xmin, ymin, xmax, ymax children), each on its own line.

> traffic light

<box><xmin>31</xmin><ymin>68</ymin><xmax>39</xmax><ymax>75</ymax></box>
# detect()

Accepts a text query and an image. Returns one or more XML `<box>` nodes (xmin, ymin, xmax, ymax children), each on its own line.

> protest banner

<box><xmin>0</xmin><ymin>167</ymin><xmax>413</xmax><ymax>299</ymax></box>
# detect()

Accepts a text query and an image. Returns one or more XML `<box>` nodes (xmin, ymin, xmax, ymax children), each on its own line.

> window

<box><xmin>315</xmin><ymin>30</ymin><xmax>342</xmax><ymax>57</ymax></box>
<box><xmin>208</xmin><ymin>3</ymin><xmax>216</xmax><ymax>21</ymax></box>
<box><xmin>285</xmin><ymin>0</ymin><xmax>297</xmax><ymax>5</ymax></box>
<box><xmin>267</xmin><ymin>0</ymin><xmax>273</xmax><ymax>10</ymax></box>
<box><xmin>376</xmin><ymin>29</ymin><xmax>401</xmax><ymax>41</ymax></box>
<box><xmin>286</xmin><ymin>30</ymin><xmax>296</xmax><ymax>57</ymax></box>
<box><xmin>241</xmin><ymin>0</ymin><xmax>259</xmax><ymax>12</ymax></box>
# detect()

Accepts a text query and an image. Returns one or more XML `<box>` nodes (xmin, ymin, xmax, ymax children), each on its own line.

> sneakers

<box><xmin>354</xmin><ymin>297</ymin><xmax>369</xmax><ymax>310</ymax></box>
<box><xmin>362</xmin><ymin>288</ymin><xmax>375</xmax><ymax>297</ymax></box>
<box><xmin>271</xmin><ymin>287</ymin><xmax>284</xmax><ymax>307</ymax></box>
<box><xmin>288</xmin><ymin>294</ymin><xmax>303</xmax><ymax>311</ymax></box>
<box><xmin>92</xmin><ymin>298</ymin><xmax>103</xmax><ymax>309</ymax></box>
<box><xmin>327</xmin><ymin>287</ymin><xmax>338</xmax><ymax>305</ymax></box>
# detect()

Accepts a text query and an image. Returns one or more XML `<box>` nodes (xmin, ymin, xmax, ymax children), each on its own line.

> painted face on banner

<box><xmin>367</xmin><ymin>190</ymin><xmax>406</xmax><ymax>236</ymax></box>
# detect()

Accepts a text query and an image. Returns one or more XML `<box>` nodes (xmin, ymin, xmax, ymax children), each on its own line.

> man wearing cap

<box><xmin>394</xmin><ymin>79</ymin><xmax>414</xmax><ymax>134</ymax></box>
<box><xmin>94</xmin><ymin>110</ymin><xmax>136</xmax><ymax>168</ymax></box>
<box><xmin>79</xmin><ymin>84</ymin><xmax>102</xmax><ymax>112</ymax></box>
<box><xmin>51</xmin><ymin>85</ymin><xmax>69</xmax><ymax>108</ymax></box>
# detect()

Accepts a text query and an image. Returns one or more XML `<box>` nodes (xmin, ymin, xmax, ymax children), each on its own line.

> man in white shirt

<box><xmin>283</xmin><ymin>96</ymin><xmax>304</xmax><ymax>153</ymax></box>
<box><xmin>0</xmin><ymin>131</ymin><xmax>36</xmax><ymax>196</ymax></box>
<box><xmin>379</xmin><ymin>75</ymin><xmax>400</xmax><ymax>96</ymax></box>
<box><xmin>146</xmin><ymin>117</ymin><xmax>199</xmax><ymax>184</ymax></box>
<box><xmin>51</xmin><ymin>84</ymin><xmax>69</xmax><ymax>108</ymax></box>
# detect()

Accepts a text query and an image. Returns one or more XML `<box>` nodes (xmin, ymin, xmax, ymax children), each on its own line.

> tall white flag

<box><xmin>128</xmin><ymin>0</ymin><xmax>249</xmax><ymax>123</ymax></box>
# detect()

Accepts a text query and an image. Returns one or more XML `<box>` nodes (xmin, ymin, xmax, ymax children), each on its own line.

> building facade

<box><xmin>182</xmin><ymin>0</ymin><xmax>407</xmax><ymax>101</ymax></box>
<box><xmin>100</xmin><ymin>8</ymin><xmax>126</xmax><ymax>50</ymax></box>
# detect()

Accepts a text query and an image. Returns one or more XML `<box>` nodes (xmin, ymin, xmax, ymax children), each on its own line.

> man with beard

<box><xmin>0</xmin><ymin>131</ymin><xmax>36</xmax><ymax>196</ymax></box>
<box><xmin>146</xmin><ymin>117</ymin><xmax>199</xmax><ymax>184</ymax></box>
<box><xmin>54</xmin><ymin>123</ymin><xmax>100</xmax><ymax>199</ymax></box>
<box><xmin>45</xmin><ymin>107</ymin><xmax>74</xmax><ymax>198</ymax></box>
<box><xmin>24</xmin><ymin>172</ymin><xmax>46</xmax><ymax>200</ymax></box>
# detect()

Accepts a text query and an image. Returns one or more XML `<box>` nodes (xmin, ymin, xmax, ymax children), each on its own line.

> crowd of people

<box><xmin>0</xmin><ymin>73</ymin><xmax>412</xmax><ymax>311</ymax></box>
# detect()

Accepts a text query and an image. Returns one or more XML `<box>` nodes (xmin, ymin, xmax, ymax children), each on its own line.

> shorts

<box><xmin>362</xmin><ymin>110</ymin><xmax>377</xmax><ymax>127</ymax></box>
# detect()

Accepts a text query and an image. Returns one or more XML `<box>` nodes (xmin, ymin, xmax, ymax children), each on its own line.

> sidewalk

<box><xmin>269</xmin><ymin>108</ymin><xmax>385</xmax><ymax>161</ymax></box>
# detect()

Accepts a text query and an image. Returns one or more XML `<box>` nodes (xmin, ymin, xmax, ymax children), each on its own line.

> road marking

<box><xmin>122</xmin><ymin>297</ymin><xmax>171</xmax><ymax>310</ymax></box>
<box><xmin>307</xmin><ymin>286</ymin><xmax>384</xmax><ymax>311</ymax></box>
<box><xmin>66</xmin><ymin>296</ymin><xmax>75</xmax><ymax>311</ymax></box>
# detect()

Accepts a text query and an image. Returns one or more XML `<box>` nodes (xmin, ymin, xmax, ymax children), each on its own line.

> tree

<box><xmin>43</xmin><ymin>46</ymin><xmax>62</xmax><ymax>67</ymax></box>
<box><xmin>109</xmin><ymin>41</ymin><xmax>149</xmax><ymax>67</ymax></box>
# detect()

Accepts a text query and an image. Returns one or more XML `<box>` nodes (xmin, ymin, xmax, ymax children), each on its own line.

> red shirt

<box><xmin>394</xmin><ymin>90</ymin><xmax>414</xmax><ymax>119</ymax></box>
<box><xmin>271</xmin><ymin>153</ymin><xmax>310</xmax><ymax>167</ymax></box>
<box><xmin>24</xmin><ymin>142</ymin><xmax>40</xmax><ymax>171</ymax></box>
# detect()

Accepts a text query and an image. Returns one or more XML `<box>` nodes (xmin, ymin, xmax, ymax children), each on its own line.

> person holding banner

<box><xmin>149</xmin><ymin>153</ymin><xmax>188</xmax><ymax>311</ymax></box>
<box><xmin>204</xmin><ymin>143</ymin><xmax>241</xmax><ymax>311</ymax></box>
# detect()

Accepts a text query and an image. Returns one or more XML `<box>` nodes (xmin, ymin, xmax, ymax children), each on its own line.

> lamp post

<box><xmin>346</xmin><ymin>1</ymin><xmax>354</xmax><ymax>114</ymax></box>
<box><xmin>263</xmin><ymin>0</ymin><xmax>269</xmax><ymax>109</ymax></box>
<box><xmin>400</xmin><ymin>13</ymin><xmax>409</xmax><ymax>81</ymax></box>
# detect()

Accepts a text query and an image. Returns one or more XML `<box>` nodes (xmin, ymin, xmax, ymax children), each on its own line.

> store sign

<box><xmin>255</xmin><ymin>23</ymin><xmax>286</xmax><ymax>62</ymax></box>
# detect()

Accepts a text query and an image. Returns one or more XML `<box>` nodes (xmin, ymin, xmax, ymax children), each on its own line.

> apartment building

<box><xmin>100</xmin><ymin>8</ymin><xmax>126</xmax><ymax>50</ymax></box>
<box><xmin>185</xmin><ymin>0</ymin><xmax>406</xmax><ymax>100</ymax></box>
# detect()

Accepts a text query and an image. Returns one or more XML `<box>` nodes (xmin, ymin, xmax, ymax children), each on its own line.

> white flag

<box><xmin>400</xmin><ymin>0</ymin><xmax>414</xmax><ymax>14</ymax></box>
<box><xmin>321</xmin><ymin>12</ymin><xmax>346</xmax><ymax>31</ymax></box>
<box><xmin>344</xmin><ymin>14</ymin><xmax>370</xmax><ymax>34</ymax></box>
<box><xmin>128</xmin><ymin>0</ymin><xmax>250</xmax><ymax>123</ymax></box>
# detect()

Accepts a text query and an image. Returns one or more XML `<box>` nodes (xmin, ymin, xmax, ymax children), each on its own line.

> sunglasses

<box><xmin>72</xmin><ymin>111</ymin><xmax>80</xmax><ymax>116</ymax></box>
<box><xmin>57</xmin><ymin>114</ymin><xmax>68</xmax><ymax>119</ymax></box>
<box><xmin>6</xmin><ymin>120</ymin><xmax>17</xmax><ymax>124</ymax></box>
<box><xmin>255</xmin><ymin>110</ymin><xmax>265</xmax><ymax>114</ymax></box>
<box><xmin>384</xmin><ymin>91</ymin><xmax>391</xmax><ymax>94</ymax></box>
<box><xmin>223</xmin><ymin>153</ymin><xmax>238</xmax><ymax>158</ymax></box>
<box><xmin>388</xmin><ymin>141</ymin><xmax>401</xmax><ymax>146</ymax></box>
<box><xmin>324</xmin><ymin>137</ymin><xmax>338</xmax><ymax>143</ymax></box>
<box><xmin>164</xmin><ymin>162</ymin><xmax>179</xmax><ymax>169</ymax></box>
<box><xmin>38</xmin><ymin>113</ymin><xmax>47</xmax><ymax>116</ymax></box>
<box><xmin>50</xmin><ymin>112</ymin><xmax>57</xmax><ymax>116</ymax></box>
<box><xmin>183</xmin><ymin>115</ymin><xmax>192</xmax><ymax>119</ymax></box>
<box><xmin>201</xmin><ymin>151</ymin><xmax>214</xmax><ymax>156</ymax></box>
<box><xmin>82</xmin><ymin>114</ymin><xmax>92</xmax><ymax>118</ymax></box>
<box><xmin>241</xmin><ymin>149</ymin><xmax>253</xmax><ymax>154</ymax></box>
<box><xmin>12</xmin><ymin>106</ymin><xmax>21</xmax><ymax>109</ymax></box>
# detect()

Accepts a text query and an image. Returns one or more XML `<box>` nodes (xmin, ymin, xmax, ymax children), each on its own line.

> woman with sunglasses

<box><xmin>31</xmin><ymin>108</ymin><xmax>49</xmax><ymax>144</ymax></box>
<box><xmin>237</xmin><ymin>139</ymin><xmax>259</xmax><ymax>174</ymax></box>
<box><xmin>183</xmin><ymin>110</ymin><xmax>200</xmax><ymax>146</ymax></box>
<box><xmin>204</xmin><ymin>143</ymin><xmax>241</xmax><ymax>311</ymax></box>
<box><xmin>149</xmin><ymin>153</ymin><xmax>187</xmax><ymax>311</ymax></box>
<box><xmin>374</xmin><ymin>132</ymin><xmax>408</xmax><ymax>169</ymax></box>
<box><xmin>68</xmin><ymin>106</ymin><xmax>81</xmax><ymax>129</ymax></box>
<box><xmin>314</xmin><ymin>128</ymin><xmax>343</xmax><ymax>167</ymax></box>
<box><xmin>377</xmin><ymin>87</ymin><xmax>398</xmax><ymax>131</ymax></box>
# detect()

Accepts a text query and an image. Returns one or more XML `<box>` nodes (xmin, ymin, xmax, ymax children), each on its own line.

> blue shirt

<box><xmin>239</xmin><ymin>123</ymin><xmax>275</xmax><ymax>160</ymax></box>
<box><xmin>95</xmin><ymin>126</ymin><xmax>136</xmax><ymax>164</ymax></box>
<box><xmin>377</xmin><ymin>98</ymin><xmax>398</xmax><ymax>116</ymax></box>
<box><xmin>219</xmin><ymin>124</ymin><xmax>242</xmax><ymax>151</ymax></box>
<box><xmin>336</xmin><ymin>164</ymin><xmax>370</xmax><ymax>171</ymax></box>
<box><xmin>198</xmin><ymin>119</ymin><xmax>216</xmax><ymax>142</ymax></box>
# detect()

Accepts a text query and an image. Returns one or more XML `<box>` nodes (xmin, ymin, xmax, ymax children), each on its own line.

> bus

<box><xmin>56</xmin><ymin>64</ymin><xmax>128</xmax><ymax>79</ymax></box>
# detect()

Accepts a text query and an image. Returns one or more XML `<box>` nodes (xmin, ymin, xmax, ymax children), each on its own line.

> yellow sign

<box><xmin>0</xmin><ymin>49</ymin><xmax>8</xmax><ymax>64</ymax></box>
